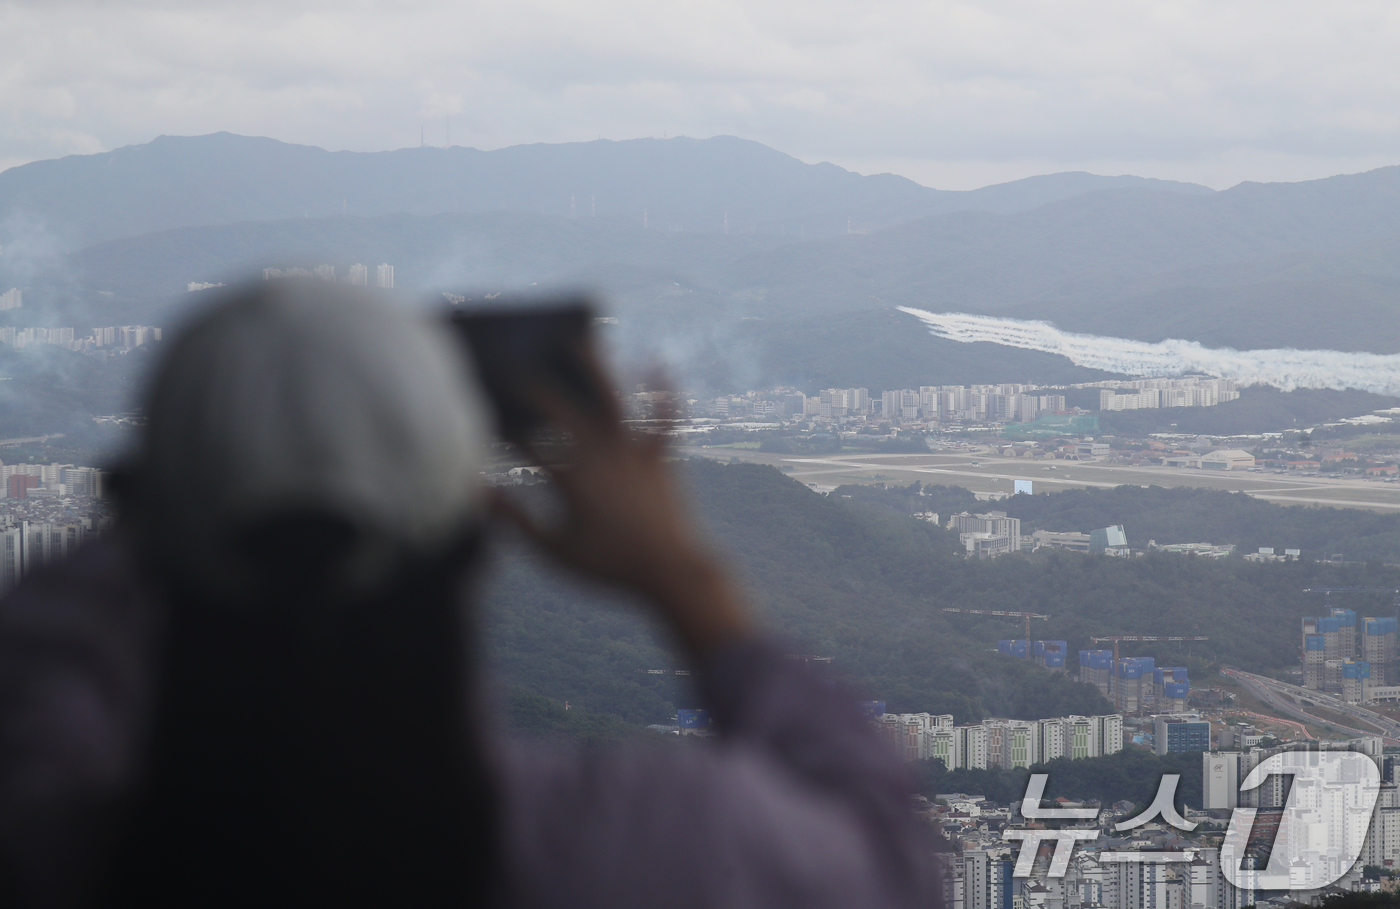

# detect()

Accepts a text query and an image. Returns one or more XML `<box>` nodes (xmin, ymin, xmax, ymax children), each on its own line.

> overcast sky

<box><xmin>3</xmin><ymin>0</ymin><xmax>1399</xmax><ymax>190</ymax></box>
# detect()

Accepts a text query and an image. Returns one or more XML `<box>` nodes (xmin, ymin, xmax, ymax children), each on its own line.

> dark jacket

<box><xmin>0</xmin><ymin>536</ymin><xmax>939</xmax><ymax>907</ymax></box>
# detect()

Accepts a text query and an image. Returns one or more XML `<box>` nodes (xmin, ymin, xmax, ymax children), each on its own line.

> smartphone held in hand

<box><xmin>446</xmin><ymin>297</ymin><xmax>612</xmax><ymax>442</ymax></box>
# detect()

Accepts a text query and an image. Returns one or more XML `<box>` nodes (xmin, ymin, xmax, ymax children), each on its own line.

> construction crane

<box><xmin>942</xmin><ymin>608</ymin><xmax>1050</xmax><ymax>659</ymax></box>
<box><xmin>1090</xmin><ymin>635</ymin><xmax>1210</xmax><ymax>711</ymax></box>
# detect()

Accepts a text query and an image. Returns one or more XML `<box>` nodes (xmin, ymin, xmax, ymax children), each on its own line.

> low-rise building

<box><xmin>1026</xmin><ymin>529</ymin><xmax>1090</xmax><ymax>552</ymax></box>
<box><xmin>949</xmin><ymin>511</ymin><xmax>1021</xmax><ymax>559</ymax></box>
<box><xmin>1154</xmin><ymin>714</ymin><xmax>1210</xmax><ymax>755</ymax></box>
<box><xmin>1148</xmin><ymin>540</ymin><xmax>1235</xmax><ymax>558</ymax></box>
<box><xmin>1199</xmin><ymin>448</ymin><xmax>1256</xmax><ymax>470</ymax></box>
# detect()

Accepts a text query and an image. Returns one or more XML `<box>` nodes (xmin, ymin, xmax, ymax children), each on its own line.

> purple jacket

<box><xmin>0</xmin><ymin>537</ymin><xmax>939</xmax><ymax>907</ymax></box>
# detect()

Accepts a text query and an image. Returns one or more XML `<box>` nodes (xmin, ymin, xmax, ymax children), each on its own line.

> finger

<box><xmin>641</xmin><ymin>424</ymin><xmax>672</xmax><ymax>459</ymax></box>
<box><xmin>526</xmin><ymin>380</ymin><xmax>613</xmax><ymax>446</ymax></box>
<box><xmin>488</xmin><ymin>488</ymin><xmax>564</xmax><ymax>556</ymax></box>
<box><xmin>574</xmin><ymin>337</ymin><xmax>625</xmax><ymax>426</ymax></box>
<box><xmin>642</xmin><ymin>367</ymin><xmax>682</xmax><ymax>431</ymax></box>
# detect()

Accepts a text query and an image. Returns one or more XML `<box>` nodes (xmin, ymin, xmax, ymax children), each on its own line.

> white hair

<box><xmin>138</xmin><ymin>280</ymin><xmax>489</xmax><ymax>600</ymax></box>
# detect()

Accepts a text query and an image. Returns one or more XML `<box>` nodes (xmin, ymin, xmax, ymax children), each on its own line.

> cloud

<box><xmin>899</xmin><ymin>307</ymin><xmax>1400</xmax><ymax>396</ymax></box>
<box><xmin>2</xmin><ymin>1</ymin><xmax>1400</xmax><ymax>188</ymax></box>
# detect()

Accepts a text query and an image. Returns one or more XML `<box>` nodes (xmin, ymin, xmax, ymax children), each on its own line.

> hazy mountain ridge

<box><xmin>0</xmin><ymin>132</ymin><xmax>1213</xmax><ymax>252</ymax></box>
<box><xmin>4</xmin><ymin>133</ymin><xmax>1400</xmax><ymax>402</ymax></box>
<box><xmin>722</xmin><ymin>171</ymin><xmax>1400</xmax><ymax>352</ymax></box>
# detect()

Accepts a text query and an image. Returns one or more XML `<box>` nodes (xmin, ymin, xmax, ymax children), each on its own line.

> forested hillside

<box><xmin>479</xmin><ymin>461</ymin><xmax>1400</xmax><ymax>730</ymax></box>
<box><xmin>479</xmin><ymin>461</ymin><xmax>1109</xmax><ymax>727</ymax></box>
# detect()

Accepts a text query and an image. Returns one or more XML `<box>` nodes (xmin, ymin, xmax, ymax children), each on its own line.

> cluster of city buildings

<box><xmin>866</xmin><ymin>706</ymin><xmax>1124</xmax><ymax>770</ymax></box>
<box><xmin>998</xmin><ymin>639</ymin><xmax>1203</xmax><ymax>740</ymax></box>
<box><xmin>260</xmin><ymin>262</ymin><xmax>394</xmax><ymax>288</ymax></box>
<box><xmin>1075</xmin><ymin>652</ymin><xmax>1193</xmax><ymax>715</ymax></box>
<box><xmin>934</xmin><ymin>735</ymin><xmax>1400</xmax><ymax>909</ymax></box>
<box><xmin>1096</xmin><ymin>377</ymin><xmax>1240</xmax><ymax>411</ymax></box>
<box><xmin>1202</xmin><ymin>739</ymin><xmax>1397</xmax><ymax>893</ymax></box>
<box><xmin>705</xmin><ymin>384</ymin><xmax>1071</xmax><ymax>426</ymax></box>
<box><xmin>701</xmin><ymin>377</ymin><xmax>1243</xmax><ymax>430</ymax></box>
<box><xmin>2</xmin><ymin>462</ymin><xmax>105</xmax><ymax>500</ymax></box>
<box><xmin>1300</xmin><ymin>607</ymin><xmax>1400</xmax><ymax>704</ymax></box>
<box><xmin>947</xmin><ymin>509</ymin><xmax>1130</xmax><ymax>560</ymax></box>
<box><xmin>0</xmin><ymin>287</ymin><xmax>162</xmax><ymax>353</ymax></box>
<box><xmin>939</xmin><ymin>845</ymin><xmax>1246</xmax><ymax>909</ymax></box>
<box><xmin>948</xmin><ymin>508</ymin><xmax>1312</xmax><ymax>566</ymax></box>
<box><xmin>0</xmin><ymin>462</ymin><xmax>111</xmax><ymax>595</ymax></box>
<box><xmin>0</xmin><ymin>325</ymin><xmax>161</xmax><ymax>353</ymax></box>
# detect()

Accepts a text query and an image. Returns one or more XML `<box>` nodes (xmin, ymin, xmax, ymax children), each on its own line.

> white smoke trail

<box><xmin>898</xmin><ymin>307</ymin><xmax>1400</xmax><ymax>396</ymax></box>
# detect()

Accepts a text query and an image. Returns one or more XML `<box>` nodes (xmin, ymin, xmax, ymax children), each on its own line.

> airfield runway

<box><xmin>682</xmin><ymin>445</ymin><xmax>1400</xmax><ymax>512</ymax></box>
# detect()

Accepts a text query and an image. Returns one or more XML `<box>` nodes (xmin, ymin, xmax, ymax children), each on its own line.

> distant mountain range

<box><xmin>726</xmin><ymin>168</ymin><xmax>1400</xmax><ymax>352</ymax></box>
<box><xmin>0</xmin><ymin>132</ymin><xmax>1211</xmax><ymax>251</ymax></box>
<box><xmin>0</xmin><ymin>132</ymin><xmax>1397</xmax><ymax>396</ymax></box>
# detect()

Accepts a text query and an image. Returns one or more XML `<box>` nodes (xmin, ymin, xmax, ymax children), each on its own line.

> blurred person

<box><xmin>0</xmin><ymin>282</ymin><xmax>938</xmax><ymax>907</ymax></box>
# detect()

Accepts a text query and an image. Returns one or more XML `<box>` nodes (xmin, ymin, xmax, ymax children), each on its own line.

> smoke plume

<box><xmin>899</xmin><ymin>307</ymin><xmax>1400</xmax><ymax>396</ymax></box>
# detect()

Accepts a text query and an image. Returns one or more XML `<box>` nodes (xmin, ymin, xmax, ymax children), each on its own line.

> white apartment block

<box><xmin>1205</xmin><ymin>745</ymin><xmax>1400</xmax><ymax>876</ymax></box>
<box><xmin>948</xmin><ymin>511</ymin><xmax>1021</xmax><ymax>539</ymax></box>
<box><xmin>926</xmin><ymin>726</ymin><xmax>960</xmax><ymax>769</ymax></box>
<box><xmin>984</xmin><ymin>720</ymin><xmax>1035</xmax><ymax>769</ymax></box>
<box><xmin>377</xmin><ymin>263</ymin><xmax>394</xmax><ymax>289</ymax></box>
<box><xmin>1203</xmin><ymin>751</ymin><xmax>1241</xmax><ymax>810</ymax></box>
<box><xmin>950</xmin><ymin>852</ymin><xmax>1014</xmax><ymax>909</ymax></box>
<box><xmin>1192</xmin><ymin>849</ymin><xmax>1243</xmax><ymax>909</ymax></box>
<box><xmin>0</xmin><ymin>325</ymin><xmax>161</xmax><ymax>353</ymax></box>
<box><xmin>877</xmin><ymin>713</ymin><xmax>1122</xmax><ymax>769</ymax></box>
<box><xmin>1365</xmin><ymin>787</ymin><xmax>1400</xmax><ymax>870</ymax></box>
<box><xmin>949</xmin><ymin>511</ymin><xmax>1022</xmax><ymax>560</ymax></box>
<box><xmin>0</xmin><ymin>521</ymin><xmax>88</xmax><ymax>596</ymax></box>
<box><xmin>881</xmin><ymin>389</ymin><xmax>921</xmax><ymax>421</ymax></box>
<box><xmin>873</xmin><ymin>712</ymin><xmax>954</xmax><ymax>762</ymax></box>
<box><xmin>0</xmin><ymin>527</ymin><xmax>20</xmax><ymax>594</ymax></box>
<box><xmin>817</xmin><ymin>387</ymin><xmax>870</xmax><ymax>419</ymax></box>
<box><xmin>959</xmin><ymin>724</ymin><xmax>989</xmax><ymax>771</ymax></box>
<box><xmin>876</xmin><ymin>384</ymin><xmax>1065</xmax><ymax>425</ymax></box>
<box><xmin>0</xmin><ymin>287</ymin><xmax>21</xmax><ymax>310</ymax></box>
<box><xmin>1098</xmin><ymin>377</ymin><xmax>1240</xmax><ymax>411</ymax></box>
<box><xmin>1100</xmin><ymin>389</ymin><xmax>1162</xmax><ymax>411</ymax></box>
<box><xmin>22</xmin><ymin>522</ymin><xmax>85</xmax><ymax>575</ymax></box>
<box><xmin>1036</xmin><ymin>718</ymin><xmax>1066</xmax><ymax>762</ymax></box>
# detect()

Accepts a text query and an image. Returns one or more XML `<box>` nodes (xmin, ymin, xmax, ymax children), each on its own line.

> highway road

<box><xmin>1222</xmin><ymin>667</ymin><xmax>1400</xmax><ymax>744</ymax></box>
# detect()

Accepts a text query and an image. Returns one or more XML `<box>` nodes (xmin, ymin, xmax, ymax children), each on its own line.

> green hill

<box><xmin>479</xmin><ymin>460</ymin><xmax>1400</xmax><ymax>730</ymax></box>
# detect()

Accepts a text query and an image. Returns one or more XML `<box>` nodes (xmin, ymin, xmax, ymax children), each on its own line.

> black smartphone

<box><xmin>446</xmin><ymin>298</ymin><xmax>609</xmax><ymax>441</ymax></box>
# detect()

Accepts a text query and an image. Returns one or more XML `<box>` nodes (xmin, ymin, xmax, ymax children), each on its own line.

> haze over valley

<box><xmin>4</xmin><ymin>132</ymin><xmax>1400</xmax><ymax>407</ymax></box>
